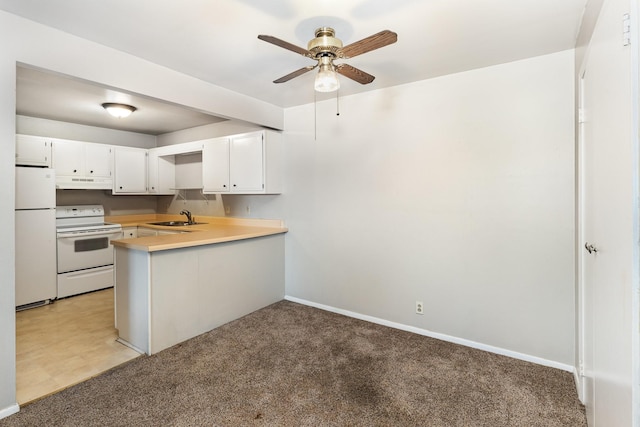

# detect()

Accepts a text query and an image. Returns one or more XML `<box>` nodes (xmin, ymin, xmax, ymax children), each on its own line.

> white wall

<box><xmin>228</xmin><ymin>50</ymin><xmax>576</xmax><ymax>367</ymax></box>
<box><xmin>0</xmin><ymin>54</ymin><xmax>18</xmax><ymax>419</ymax></box>
<box><xmin>0</xmin><ymin>10</ymin><xmax>282</xmax><ymax>416</ymax></box>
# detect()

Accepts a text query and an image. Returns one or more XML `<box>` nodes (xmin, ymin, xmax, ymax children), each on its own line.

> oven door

<box><xmin>56</xmin><ymin>229</ymin><xmax>121</xmax><ymax>273</ymax></box>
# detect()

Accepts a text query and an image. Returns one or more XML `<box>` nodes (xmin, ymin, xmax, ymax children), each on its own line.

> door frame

<box><xmin>631</xmin><ymin>2</ymin><xmax>640</xmax><ymax>424</ymax></box>
<box><xmin>576</xmin><ymin>1</ymin><xmax>640</xmax><ymax>423</ymax></box>
<box><xmin>576</xmin><ymin>66</ymin><xmax>587</xmax><ymax>405</ymax></box>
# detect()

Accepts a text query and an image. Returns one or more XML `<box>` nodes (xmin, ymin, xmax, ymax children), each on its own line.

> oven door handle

<box><xmin>57</xmin><ymin>229</ymin><xmax>123</xmax><ymax>239</ymax></box>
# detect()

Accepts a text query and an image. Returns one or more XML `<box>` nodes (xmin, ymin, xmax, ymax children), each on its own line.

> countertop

<box><xmin>108</xmin><ymin>214</ymin><xmax>287</xmax><ymax>252</ymax></box>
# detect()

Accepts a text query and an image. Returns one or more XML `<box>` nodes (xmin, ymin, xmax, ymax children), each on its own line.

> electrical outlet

<box><xmin>246</xmin><ymin>205</ymin><xmax>251</xmax><ymax>214</ymax></box>
<box><xmin>416</xmin><ymin>301</ymin><xmax>424</xmax><ymax>315</ymax></box>
<box><xmin>225</xmin><ymin>206</ymin><xmax>230</xmax><ymax>214</ymax></box>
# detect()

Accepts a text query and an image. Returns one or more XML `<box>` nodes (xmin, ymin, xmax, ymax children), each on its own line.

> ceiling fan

<box><xmin>258</xmin><ymin>27</ymin><xmax>397</xmax><ymax>93</ymax></box>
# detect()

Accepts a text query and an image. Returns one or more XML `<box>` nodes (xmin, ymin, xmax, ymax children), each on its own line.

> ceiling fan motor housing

<box><xmin>308</xmin><ymin>27</ymin><xmax>343</xmax><ymax>58</ymax></box>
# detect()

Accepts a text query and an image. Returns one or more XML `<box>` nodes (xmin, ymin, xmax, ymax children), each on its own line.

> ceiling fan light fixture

<box><xmin>258</xmin><ymin>27</ymin><xmax>397</xmax><ymax>92</ymax></box>
<box><xmin>314</xmin><ymin>58</ymin><xmax>340</xmax><ymax>93</ymax></box>
<box><xmin>102</xmin><ymin>103</ymin><xmax>137</xmax><ymax>118</ymax></box>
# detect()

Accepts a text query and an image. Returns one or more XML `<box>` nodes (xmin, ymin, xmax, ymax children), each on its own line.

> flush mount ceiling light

<box><xmin>101</xmin><ymin>103</ymin><xmax>137</xmax><ymax>118</ymax></box>
<box><xmin>258</xmin><ymin>27</ymin><xmax>397</xmax><ymax>93</ymax></box>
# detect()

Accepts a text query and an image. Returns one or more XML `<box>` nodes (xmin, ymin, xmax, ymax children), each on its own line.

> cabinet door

<box><xmin>136</xmin><ymin>227</ymin><xmax>157</xmax><ymax>237</ymax></box>
<box><xmin>230</xmin><ymin>134</ymin><xmax>263</xmax><ymax>192</ymax></box>
<box><xmin>157</xmin><ymin>156</ymin><xmax>176</xmax><ymax>194</ymax></box>
<box><xmin>16</xmin><ymin>135</ymin><xmax>52</xmax><ymax>167</ymax></box>
<box><xmin>147</xmin><ymin>151</ymin><xmax>160</xmax><ymax>194</ymax></box>
<box><xmin>121</xmin><ymin>227</ymin><xmax>138</xmax><ymax>239</ymax></box>
<box><xmin>202</xmin><ymin>137</ymin><xmax>230</xmax><ymax>193</ymax></box>
<box><xmin>53</xmin><ymin>139</ymin><xmax>84</xmax><ymax>176</ymax></box>
<box><xmin>85</xmin><ymin>144</ymin><xmax>112</xmax><ymax>178</ymax></box>
<box><xmin>113</xmin><ymin>147</ymin><xmax>147</xmax><ymax>193</ymax></box>
<box><xmin>148</xmin><ymin>152</ymin><xmax>176</xmax><ymax>194</ymax></box>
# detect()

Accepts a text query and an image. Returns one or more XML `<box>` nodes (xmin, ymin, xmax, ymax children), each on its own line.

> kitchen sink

<box><xmin>148</xmin><ymin>221</ymin><xmax>207</xmax><ymax>227</ymax></box>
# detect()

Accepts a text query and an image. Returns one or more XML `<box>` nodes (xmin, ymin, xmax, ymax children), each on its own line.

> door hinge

<box><xmin>623</xmin><ymin>13</ymin><xmax>631</xmax><ymax>46</ymax></box>
<box><xmin>578</xmin><ymin>108</ymin><xmax>586</xmax><ymax>124</ymax></box>
<box><xmin>578</xmin><ymin>361</ymin><xmax>585</xmax><ymax>377</ymax></box>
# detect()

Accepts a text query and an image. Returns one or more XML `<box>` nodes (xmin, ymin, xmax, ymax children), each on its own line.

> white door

<box><xmin>578</xmin><ymin>0</ymin><xmax>637</xmax><ymax>425</ymax></box>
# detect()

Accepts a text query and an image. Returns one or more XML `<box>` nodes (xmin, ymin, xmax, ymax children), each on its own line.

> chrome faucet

<box><xmin>179</xmin><ymin>209</ymin><xmax>194</xmax><ymax>225</ymax></box>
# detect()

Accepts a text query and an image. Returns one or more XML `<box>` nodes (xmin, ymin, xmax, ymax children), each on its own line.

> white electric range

<box><xmin>56</xmin><ymin>205</ymin><xmax>122</xmax><ymax>298</ymax></box>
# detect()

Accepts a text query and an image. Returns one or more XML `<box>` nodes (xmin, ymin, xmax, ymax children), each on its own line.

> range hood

<box><xmin>55</xmin><ymin>175</ymin><xmax>112</xmax><ymax>190</ymax></box>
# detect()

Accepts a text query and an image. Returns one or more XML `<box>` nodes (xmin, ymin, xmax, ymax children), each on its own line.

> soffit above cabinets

<box><xmin>16</xmin><ymin>66</ymin><xmax>228</xmax><ymax>136</ymax></box>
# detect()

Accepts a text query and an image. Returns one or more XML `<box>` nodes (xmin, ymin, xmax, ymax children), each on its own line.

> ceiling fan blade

<box><xmin>258</xmin><ymin>35</ymin><xmax>313</xmax><ymax>58</ymax></box>
<box><xmin>335</xmin><ymin>64</ymin><xmax>375</xmax><ymax>85</ymax></box>
<box><xmin>339</xmin><ymin>30</ymin><xmax>398</xmax><ymax>59</ymax></box>
<box><xmin>273</xmin><ymin>65</ymin><xmax>316</xmax><ymax>83</ymax></box>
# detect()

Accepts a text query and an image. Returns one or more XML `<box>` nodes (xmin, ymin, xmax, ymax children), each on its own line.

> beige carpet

<box><xmin>0</xmin><ymin>301</ymin><xmax>586</xmax><ymax>426</ymax></box>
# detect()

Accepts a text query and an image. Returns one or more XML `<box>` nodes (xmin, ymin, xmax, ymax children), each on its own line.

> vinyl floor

<box><xmin>15</xmin><ymin>288</ymin><xmax>141</xmax><ymax>405</ymax></box>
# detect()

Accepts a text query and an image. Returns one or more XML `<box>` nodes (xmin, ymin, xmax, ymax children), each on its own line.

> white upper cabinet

<box><xmin>85</xmin><ymin>143</ymin><xmax>113</xmax><ymax>178</ymax></box>
<box><xmin>25</xmin><ymin>129</ymin><xmax>282</xmax><ymax>196</ymax></box>
<box><xmin>230</xmin><ymin>133</ymin><xmax>264</xmax><ymax>192</ymax></box>
<box><xmin>53</xmin><ymin>139</ymin><xmax>84</xmax><ymax>176</ymax></box>
<box><xmin>113</xmin><ymin>147</ymin><xmax>148</xmax><ymax>194</ymax></box>
<box><xmin>15</xmin><ymin>134</ymin><xmax>52</xmax><ymax>167</ymax></box>
<box><xmin>147</xmin><ymin>149</ymin><xmax>176</xmax><ymax>195</ymax></box>
<box><xmin>202</xmin><ymin>130</ymin><xmax>282</xmax><ymax>194</ymax></box>
<box><xmin>202</xmin><ymin>137</ymin><xmax>230</xmax><ymax>192</ymax></box>
<box><xmin>52</xmin><ymin>139</ymin><xmax>113</xmax><ymax>189</ymax></box>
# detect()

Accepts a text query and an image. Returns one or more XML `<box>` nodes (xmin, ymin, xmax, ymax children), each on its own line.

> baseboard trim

<box><xmin>0</xmin><ymin>403</ymin><xmax>20</xmax><ymax>420</ymax></box>
<box><xmin>284</xmin><ymin>295</ymin><xmax>575</xmax><ymax>373</ymax></box>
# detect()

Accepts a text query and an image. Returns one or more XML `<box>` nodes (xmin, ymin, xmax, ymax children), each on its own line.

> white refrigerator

<box><xmin>15</xmin><ymin>166</ymin><xmax>57</xmax><ymax>308</ymax></box>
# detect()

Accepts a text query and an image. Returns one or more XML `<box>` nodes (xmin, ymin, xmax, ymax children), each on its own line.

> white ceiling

<box><xmin>2</xmin><ymin>0</ymin><xmax>588</xmax><ymax>133</ymax></box>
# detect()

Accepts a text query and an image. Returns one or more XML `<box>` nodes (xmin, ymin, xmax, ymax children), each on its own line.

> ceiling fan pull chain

<box><xmin>336</xmin><ymin>89</ymin><xmax>340</xmax><ymax>116</ymax></box>
<box><xmin>314</xmin><ymin>88</ymin><xmax>317</xmax><ymax>141</ymax></box>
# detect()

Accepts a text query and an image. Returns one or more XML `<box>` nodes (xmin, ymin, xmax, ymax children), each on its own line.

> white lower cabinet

<box><xmin>136</xmin><ymin>227</ymin><xmax>157</xmax><ymax>237</ymax></box>
<box><xmin>158</xmin><ymin>230</ymin><xmax>184</xmax><ymax>235</ymax></box>
<box><xmin>121</xmin><ymin>227</ymin><xmax>138</xmax><ymax>239</ymax></box>
<box><xmin>137</xmin><ymin>227</ymin><xmax>183</xmax><ymax>237</ymax></box>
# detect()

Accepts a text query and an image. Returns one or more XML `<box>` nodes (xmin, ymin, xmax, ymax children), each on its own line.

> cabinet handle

<box><xmin>223</xmin><ymin>185</ymin><xmax>227</xmax><ymax>188</ymax></box>
<box><xmin>73</xmin><ymin>169</ymin><xmax>77</xmax><ymax>173</ymax></box>
<box><xmin>233</xmin><ymin>184</ymin><xmax>236</xmax><ymax>187</ymax></box>
<box><xmin>119</xmin><ymin>186</ymin><xmax>123</xmax><ymax>189</ymax></box>
<box><xmin>90</xmin><ymin>170</ymin><xmax>94</xmax><ymax>174</ymax></box>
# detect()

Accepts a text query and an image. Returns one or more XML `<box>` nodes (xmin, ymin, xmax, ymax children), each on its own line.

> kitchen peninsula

<box><xmin>110</xmin><ymin>215</ymin><xmax>287</xmax><ymax>355</ymax></box>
